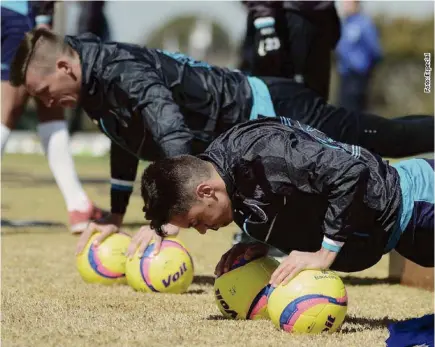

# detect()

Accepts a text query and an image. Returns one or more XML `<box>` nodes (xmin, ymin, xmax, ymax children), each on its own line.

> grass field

<box><xmin>1</xmin><ymin>154</ymin><xmax>433</xmax><ymax>347</ymax></box>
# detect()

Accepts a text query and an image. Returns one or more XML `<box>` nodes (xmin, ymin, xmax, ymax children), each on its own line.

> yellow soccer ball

<box><xmin>125</xmin><ymin>238</ymin><xmax>194</xmax><ymax>294</ymax></box>
<box><xmin>214</xmin><ymin>256</ymin><xmax>279</xmax><ymax>320</ymax></box>
<box><xmin>76</xmin><ymin>232</ymin><xmax>131</xmax><ymax>285</ymax></box>
<box><xmin>267</xmin><ymin>270</ymin><xmax>348</xmax><ymax>334</ymax></box>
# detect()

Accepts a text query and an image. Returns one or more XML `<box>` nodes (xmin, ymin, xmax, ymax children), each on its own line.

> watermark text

<box><xmin>424</xmin><ymin>53</ymin><xmax>431</xmax><ymax>93</ymax></box>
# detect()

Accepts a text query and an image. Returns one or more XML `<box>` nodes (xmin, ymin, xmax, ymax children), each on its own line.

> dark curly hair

<box><xmin>141</xmin><ymin>155</ymin><xmax>211</xmax><ymax>236</ymax></box>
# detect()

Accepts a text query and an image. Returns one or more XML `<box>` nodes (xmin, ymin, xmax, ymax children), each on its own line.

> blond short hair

<box><xmin>9</xmin><ymin>28</ymin><xmax>73</xmax><ymax>87</ymax></box>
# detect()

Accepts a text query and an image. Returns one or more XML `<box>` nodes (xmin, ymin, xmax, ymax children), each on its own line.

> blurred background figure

<box><xmin>240</xmin><ymin>0</ymin><xmax>341</xmax><ymax>100</ymax></box>
<box><xmin>336</xmin><ymin>0</ymin><xmax>382</xmax><ymax>111</ymax></box>
<box><xmin>69</xmin><ymin>1</ymin><xmax>110</xmax><ymax>133</ymax></box>
<box><xmin>1</xmin><ymin>0</ymin><xmax>105</xmax><ymax>232</ymax></box>
<box><xmin>76</xmin><ymin>0</ymin><xmax>110</xmax><ymax>42</ymax></box>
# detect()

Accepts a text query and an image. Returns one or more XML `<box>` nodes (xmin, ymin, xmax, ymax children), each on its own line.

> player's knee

<box><xmin>1</xmin><ymin>83</ymin><xmax>28</xmax><ymax>127</ymax></box>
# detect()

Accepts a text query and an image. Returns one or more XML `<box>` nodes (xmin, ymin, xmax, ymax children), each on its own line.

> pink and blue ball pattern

<box><xmin>139</xmin><ymin>240</ymin><xmax>194</xmax><ymax>292</ymax></box>
<box><xmin>246</xmin><ymin>284</ymin><xmax>271</xmax><ymax>319</ymax></box>
<box><xmin>88</xmin><ymin>244</ymin><xmax>125</xmax><ymax>279</ymax></box>
<box><xmin>268</xmin><ymin>288</ymin><xmax>348</xmax><ymax>332</ymax></box>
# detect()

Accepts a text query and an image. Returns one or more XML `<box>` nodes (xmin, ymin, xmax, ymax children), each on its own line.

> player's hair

<box><xmin>9</xmin><ymin>28</ymin><xmax>74</xmax><ymax>87</ymax></box>
<box><xmin>141</xmin><ymin>155</ymin><xmax>211</xmax><ymax>236</ymax></box>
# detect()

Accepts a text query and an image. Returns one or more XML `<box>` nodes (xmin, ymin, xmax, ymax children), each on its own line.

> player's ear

<box><xmin>196</xmin><ymin>183</ymin><xmax>215</xmax><ymax>199</ymax></box>
<box><xmin>56</xmin><ymin>58</ymin><xmax>72</xmax><ymax>75</ymax></box>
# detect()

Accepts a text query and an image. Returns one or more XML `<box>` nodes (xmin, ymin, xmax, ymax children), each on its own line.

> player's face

<box><xmin>25</xmin><ymin>60</ymin><xmax>80</xmax><ymax>109</ymax></box>
<box><xmin>170</xmin><ymin>185</ymin><xmax>233</xmax><ymax>234</ymax></box>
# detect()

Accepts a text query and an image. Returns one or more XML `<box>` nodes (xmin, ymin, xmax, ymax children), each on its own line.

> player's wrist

<box><xmin>318</xmin><ymin>245</ymin><xmax>340</xmax><ymax>268</ymax></box>
<box><xmin>110</xmin><ymin>213</ymin><xmax>124</xmax><ymax>227</ymax></box>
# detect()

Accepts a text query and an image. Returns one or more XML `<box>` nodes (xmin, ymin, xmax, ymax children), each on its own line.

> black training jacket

<box><xmin>64</xmin><ymin>33</ymin><xmax>253</xmax><ymax>213</ymax></box>
<box><xmin>199</xmin><ymin>118</ymin><xmax>402</xmax><ymax>272</ymax></box>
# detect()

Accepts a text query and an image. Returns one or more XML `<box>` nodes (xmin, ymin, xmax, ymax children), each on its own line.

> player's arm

<box><xmin>241</xmin><ymin>127</ymin><xmax>370</xmax><ymax>253</ymax></box>
<box><xmin>242</xmin><ymin>128</ymin><xmax>370</xmax><ymax>285</ymax></box>
<box><xmin>110</xmin><ymin>141</ymin><xmax>139</xmax><ymax>221</ymax></box>
<box><xmin>275</xmin><ymin>134</ymin><xmax>369</xmax><ymax>252</ymax></box>
<box><xmin>105</xmin><ymin>62</ymin><xmax>194</xmax><ymax>157</ymax></box>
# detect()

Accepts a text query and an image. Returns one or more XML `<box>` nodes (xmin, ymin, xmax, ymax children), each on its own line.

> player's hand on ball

<box><xmin>215</xmin><ymin>242</ymin><xmax>269</xmax><ymax>277</ymax></box>
<box><xmin>269</xmin><ymin>249</ymin><xmax>337</xmax><ymax>287</ymax></box>
<box><xmin>125</xmin><ymin>224</ymin><xmax>180</xmax><ymax>259</ymax></box>
<box><xmin>75</xmin><ymin>213</ymin><xmax>124</xmax><ymax>255</ymax></box>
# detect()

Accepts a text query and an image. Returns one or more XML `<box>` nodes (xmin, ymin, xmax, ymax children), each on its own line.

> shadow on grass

<box><xmin>193</xmin><ymin>275</ymin><xmax>215</xmax><ymax>286</ymax></box>
<box><xmin>2</xmin><ymin>172</ymin><xmax>111</xmax><ymax>186</ymax></box>
<box><xmin>1</xmin><ymin>219</ymin><xmax>66</xmax><ymax>234</ymax></box>
<box><xmin>342</xmin><ymin>276</ymin><xmax>400</xmax><ymax>286</ymax></box>
<box><xmin>207</xmin><ymin>315</ymin><xmax>232</xmax><ymax>321</ymax></box>
<box><xmin>341</xmin><ymin>316</ymin><xmax>400</xmax><ymax>333</ymax></box>
<box><xmin>186</xmin><ymin>289</ymin><xmax>206</xmax><ymax>295</ymax></box>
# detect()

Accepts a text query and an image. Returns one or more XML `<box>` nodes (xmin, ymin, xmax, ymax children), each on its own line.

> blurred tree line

<box><xmin>19</xmin><ymin>16</ymin><xmax>433</xmax><ymax>131</ymax></box>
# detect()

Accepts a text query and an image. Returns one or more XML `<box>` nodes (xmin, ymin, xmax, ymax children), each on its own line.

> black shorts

<box><xmin>1</xmin><ymin>6</ymin><xmax>35</xmax><ymax>81</ymax></box>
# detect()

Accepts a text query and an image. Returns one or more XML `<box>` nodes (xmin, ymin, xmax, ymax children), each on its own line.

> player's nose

<box><xmin>195</xmin><ymin>225</ymin><xmax>207</xmax><ymax>234</ymax></box>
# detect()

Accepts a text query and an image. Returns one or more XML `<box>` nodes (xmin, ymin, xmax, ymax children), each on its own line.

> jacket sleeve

<box><xmin>240</xmin><ymin>126</ymin><xmax>370</xmax><ymax>252</ymax></box>
<box><xmin>110</xmin><ymin>141</ymin><xmax>139</xmax><ymax>214</ymax></box>
<box><xmin>104</xmin><ymin>62</ymin><xmax>194</xmax><ymax>157</ymax></box>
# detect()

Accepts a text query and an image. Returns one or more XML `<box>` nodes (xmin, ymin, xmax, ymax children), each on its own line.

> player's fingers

<box><xmin>281</xmin><ymin>266</ymin><xmax>300</xmax><ymax>287</ymax></box>
<box><xmin>75</xmin><ymin>222</ymin><xmax>97</xmax><ymax>255</ymax></box>
<box><xmin>272</xmin><ymin>264</ymin><xmax>294</xmax><ymax>287</ymax></box>
<box><xmin>136</xmin><ymin>230</ymin><xmax>154</xmax><ymax>258</ymax></box>
<box><xmin>245</xmin><ymin>243</ymin><xmax>268</xmax><ymax>260</ymax></box>
<box><xmin>152</xmin><ymin>234</ymin><xmax>163</xmax><ymax>256</ymax></box>
<box><xmin>215</xmin><ymin>247</ymin><xmax>234</xmax><ymax>276</ymax></box>
<box><xmin>269</xmin><ymin>260</ymin><xmax>290</xmax><ymax>286</ymax></box>
<box><xmin>126</xmin><ymin>227</ymin><xmax>145</xmax><ymax>258</ymax></box>
<box><xmin>269</xmin><ymin>264</ymin><xmax>283</xmax><ymax>285</ymax></box>
<box><xmin>93</xmin><ymin>226</ymin><xmax>115</xmax><ymax>246</ymax></box>
<box><xmin>214</xmin><ymin>254</ymin><xmax>227</xmax><ymax>277</ymax></box>
<box><xmin>223</xmin><ymin>245</ymin><xmax>245</xmax><ymax>274</ymax></box>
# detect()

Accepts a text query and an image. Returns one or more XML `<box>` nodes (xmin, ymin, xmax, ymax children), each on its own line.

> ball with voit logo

<box><xmin>267</xmin><ymin>269</ymin><xmax>348</xmax><ymax>334</ymax></box>
<box><xmin>76</xmin><ymin>232</ymin><xmax>131</xmax><ymax>285</ymax></box>
<box><xmin>126</xmin><ymin>237</ymin><xmax>194</xmax><ymax>294</ymax></box>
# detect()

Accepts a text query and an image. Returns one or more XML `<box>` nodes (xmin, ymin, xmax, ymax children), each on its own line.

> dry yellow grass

<box><xmin>1</xmin><ymin>154</ymin><xmax>433</xmax><ymax>347</ymax></box>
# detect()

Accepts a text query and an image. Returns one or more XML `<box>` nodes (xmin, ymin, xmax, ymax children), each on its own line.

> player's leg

<box><xmin>1</xmin><ymin>6</ymin><xmax>32</xmax><ymax>154</ymax></box>
<box><xmin>282</xmin><ymin>8</ymin><xmax>340</xmax><ymax>100</ymax></box>
<box><xmin>1</xmin><ymin>83</ymin><xmax>28</xmax><ymax>155</ymax></box>
<box><xmin>36</xmin><ymin>101</ymin><xmax>106</xmax><ymax>233</ymax></box>
<box><xmin>238</xmin><ymin>11</ymin><xmax>256</xmax><ymax>75</ymax></box>
<box><xmin>265</xmin><ymin>78</ymin><xmax>434</xmax><ymax>157</ymax></box>
<box><xmin>359</xmin><ymin>114</ymin><xmax>434</xmax><ymax>157</ymax></box>
<box><xmin>390</xmin><ymin>159</ymin><xmax>434</xmax><ymax>267</ymax></box>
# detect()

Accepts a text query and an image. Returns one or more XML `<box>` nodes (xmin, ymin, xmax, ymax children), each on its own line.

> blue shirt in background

<box><xmin>336</xmin><ymin>13</ymin><xmax>382</xmax><ymax>76</ymax></box>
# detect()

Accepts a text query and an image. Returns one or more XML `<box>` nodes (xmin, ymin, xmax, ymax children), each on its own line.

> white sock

<box><xmin>37</xmin><ymin>120</ymin><xmax>90</xmax><ymax>212</ymax></box>
<box><xmin>1</xmin><ymin>123</ymin><xmax>11</xmax><ymax>156</ymax></box>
